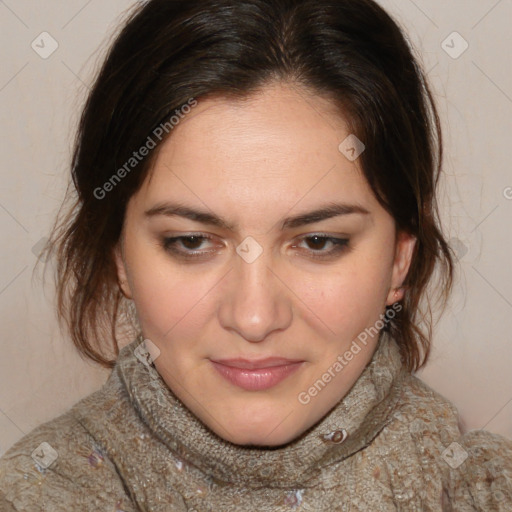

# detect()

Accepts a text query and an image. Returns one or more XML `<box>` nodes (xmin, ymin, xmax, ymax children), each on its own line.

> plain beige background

<box><xmin>1</xmin><ymin>0</ymin><xmax>511</xmax><ymax>455</ymax></box>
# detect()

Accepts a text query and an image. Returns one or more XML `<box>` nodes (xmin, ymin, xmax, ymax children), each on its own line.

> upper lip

<box><xmin>211</xmin><ymin>357</ymin><xmax>304</xmax><ymax>369</ymax></box>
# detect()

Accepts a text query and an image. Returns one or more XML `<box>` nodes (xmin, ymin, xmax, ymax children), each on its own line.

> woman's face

<box><xmin>114</xmin><ymin>81</ymin><xmax>415</xmax><ymax>447</ymax></box>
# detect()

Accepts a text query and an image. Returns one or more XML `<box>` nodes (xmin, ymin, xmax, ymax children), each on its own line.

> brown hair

<box><xmin>38</xmin><ymin>0</ymin><xmax>454</xmax><ymax>372</ymax></box>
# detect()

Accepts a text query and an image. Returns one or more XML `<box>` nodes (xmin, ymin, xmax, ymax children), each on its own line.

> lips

<box><xmin>213</xmin><ymin>357</ymin><xmax>303</xmax><ymax>369</ymax></box>
<box><xmin>210</xmin><ymin>357</ymin><xmax>304</xmax><ymax>391</ymax></box>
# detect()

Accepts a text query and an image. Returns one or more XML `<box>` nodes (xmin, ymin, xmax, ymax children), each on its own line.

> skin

<box><xmin>113</xmin><ymin>81</ymin><xmax>416</xmax><ymax>447</ymax></box>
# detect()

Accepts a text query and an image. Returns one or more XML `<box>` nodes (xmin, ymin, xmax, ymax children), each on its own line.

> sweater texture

<box><xmin>1</xmin><ymin>330</ymin><xmax>511</xmax><ymax>511</ymax></box>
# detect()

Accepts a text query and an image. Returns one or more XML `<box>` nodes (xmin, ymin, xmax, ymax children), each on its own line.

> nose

<box><xmin>217</xmin><ymin>245</ymin><xmax>293</xmax><ymax>343</ymax></box>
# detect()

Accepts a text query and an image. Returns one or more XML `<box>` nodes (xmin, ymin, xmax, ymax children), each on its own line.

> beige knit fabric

<box><xmin>1</xmin><ymin>330</ymin><xmax>511</xmax><ymax>511</ymax></box>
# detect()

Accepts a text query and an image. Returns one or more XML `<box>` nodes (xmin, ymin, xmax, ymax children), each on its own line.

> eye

<box><xmin>160</xmin><ymin>233</ymin><xmax>350</xmax><ymax>262</ymax></box>
<box><xmin>293</xmin><ymin>234</ymin><xmax>350</xmax><ymax>260</ymax></box>
<box><xmin>161</xmin><ymin>234</ymin><xmax>218</xmax><ymax>259</ymax></box>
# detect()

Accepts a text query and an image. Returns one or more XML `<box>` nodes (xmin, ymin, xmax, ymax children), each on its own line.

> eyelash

<box><xmin>160</xmin><ymin>234</ymin><xmax>350</xmax><ymax>261</ymax></box>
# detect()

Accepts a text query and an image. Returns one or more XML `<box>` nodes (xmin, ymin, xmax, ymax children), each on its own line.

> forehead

<box><xmin>134</xmin><ymin>82</ymin><xmax>378</xmax><ymax>221</ymax></box>
<box><xmin>157</xmin><ymin>81</ymin><xmax>349</xmax><ymax>165</ymax></box>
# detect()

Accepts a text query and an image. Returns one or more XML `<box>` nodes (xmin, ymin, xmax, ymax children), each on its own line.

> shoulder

<box><xmin>398</xmin><ymin>373</ymin><xmax>463</xmax><ymax>430</ymax></box>
<box><xmin>365</xmin><ymin>372</ymin><xmax>465</xmax><ymax>468</ymax></box>
<box><xmin>0</xmin><ymin>490</ymin><xmax>17</xmax><ymax>512</ymax></box>
<box><xmin>0</xmin><ymin>386</ymin><xmax>134</xmax><ymax>511</ymax></box>
<box><xmin>443</xmin><ymin>428</ymin><xmax>512</xmax><ymax>509</ymax></box>
<box><xmin>388</xmin><ymin>374</ymin><xmax>512</xmax><ymax>509</ymax></box>
<box><xmin>384</xmin><ymin>373</ymin><xmax>464</xmax><ymax>447</ymax></box>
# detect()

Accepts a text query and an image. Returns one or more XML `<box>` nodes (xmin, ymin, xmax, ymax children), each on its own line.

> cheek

<box><xmin>294</xmin><ymin>253</ymin><xmax>393</xmax><ymax>338</ymax></box>
<box><xmin>126</xmin><ymin>245</ymin><xmax>213</xmax><ymax>338</ymax></box>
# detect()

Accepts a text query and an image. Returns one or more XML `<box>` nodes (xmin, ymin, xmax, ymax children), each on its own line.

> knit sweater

<box><xmin>1</xmin><ymin>331</ymin><xmax>511</xmax><ymax>511</ymax></box>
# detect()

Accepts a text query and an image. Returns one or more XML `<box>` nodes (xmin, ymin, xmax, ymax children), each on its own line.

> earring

<box><xmin>394</xmin><ymin>287</ymin><xmax>403</xmax><ymax>301</ymax></box>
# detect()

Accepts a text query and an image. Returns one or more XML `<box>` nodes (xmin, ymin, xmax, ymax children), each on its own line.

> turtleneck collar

<box><xmin>115</xmin><ymin>329</ymin><xmax>407</xmax><ymax>489</ymax></box>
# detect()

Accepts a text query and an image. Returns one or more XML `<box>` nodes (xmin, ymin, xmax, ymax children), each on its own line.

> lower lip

<box><xmin>210</xmin><ymin>361</ymin><xmax>303</xmax><ymax>391</ymax></box>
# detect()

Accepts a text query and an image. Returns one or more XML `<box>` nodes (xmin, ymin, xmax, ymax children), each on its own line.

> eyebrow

<box><xmin>144</xmin><ymin>201</ymin><xmax>370</xmax><ymax>231</ymax></box>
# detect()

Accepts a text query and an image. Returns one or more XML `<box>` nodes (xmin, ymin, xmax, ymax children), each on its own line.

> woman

<box><xmin>1</xmin><ymin>0</ymin><xmax>511</xmax><ymax>510</ymax></box>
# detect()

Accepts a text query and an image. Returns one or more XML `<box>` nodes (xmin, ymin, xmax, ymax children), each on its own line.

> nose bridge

<box><xmin>218</xmin><ymin>237</ymin><xmax>292</xmax><ymax>342</ymax></box>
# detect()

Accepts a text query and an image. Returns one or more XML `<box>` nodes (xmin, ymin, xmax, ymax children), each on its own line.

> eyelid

<box><xmin>160</xmin><ymin>232</ymin><xmax>351</xmax><ymax>261</ymax></box>
<box><xmin>160</xmin><ymin>233</ymin><xmax>220</xmax><ymax>257</ymax></box>
<box><xmin>294</xmin><ymin>232</ymin><xmax>350</xmax><ymax>240</ymax></box>
<box><xmin>292</xmin><ymin>233</ymin><xmax>350</xmax><ymax>251</ymax></box>
<box><xmin>161</xmin><ymin>231</ymin><xmax>348</xmax><ymax>244</ymax></box>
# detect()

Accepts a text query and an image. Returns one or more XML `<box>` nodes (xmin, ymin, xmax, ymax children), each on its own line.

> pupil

<box><xmin>183</xmin><ymin>236</ymin><xmax>201</xmax><ymax>249</ymax></box>
<box><xmin>309</xmin><ymin>236</ymin><xmax>325</xmax><ymax>250</ymax></box>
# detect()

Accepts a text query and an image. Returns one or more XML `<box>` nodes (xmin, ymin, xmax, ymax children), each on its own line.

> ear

<box><xmin>385</xmin><ymin>230</ymin><xmax>417</xmax><ymax>306</ymax></box>
<box><xmin>113</xmin><ymin>241</ymin><xmax>133</xmax><ymax>300</ymax></box>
